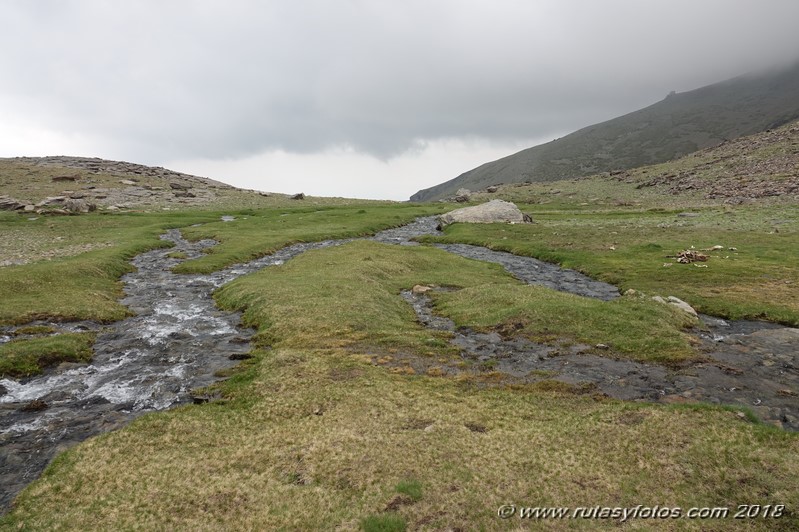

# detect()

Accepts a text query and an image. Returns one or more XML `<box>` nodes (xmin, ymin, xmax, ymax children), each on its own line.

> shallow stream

<box><xmin>1</xmin><ymin>216</ymin><xmax>797</xmax><ymax>511</ymax></box>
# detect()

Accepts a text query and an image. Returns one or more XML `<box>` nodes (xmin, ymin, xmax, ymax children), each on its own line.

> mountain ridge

<box><xmin>410</xmin><ymin>61</ymin><xmax>799</xmax><ymax>201</ymax></box>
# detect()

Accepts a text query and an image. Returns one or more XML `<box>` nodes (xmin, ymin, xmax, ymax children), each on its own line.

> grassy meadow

<box><xmin>1</xmin><ymin>174</ymin><xmax>798</xmax><ymax>529</ymax></box>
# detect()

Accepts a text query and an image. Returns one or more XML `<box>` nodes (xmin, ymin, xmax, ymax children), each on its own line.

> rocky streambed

<box><xmin>1</xmin><ymin>216</ymin><xmax>797</xmax><ymax>511</ymax></box>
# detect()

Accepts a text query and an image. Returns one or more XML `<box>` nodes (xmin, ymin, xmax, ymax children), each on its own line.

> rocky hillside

<box><xmin>0</xmin><ymin>156</ymin><xmax>251</xmax><ymax>213</ymax></box>
<box><xmin>411</xmin><ymin>61</ymin><xmax>799</xmax><ymax>202</ymax></box>
<box><xmin>607</xmin><ymin>119</ymin><xmax>799</xmax><ymax>201</ymax></box>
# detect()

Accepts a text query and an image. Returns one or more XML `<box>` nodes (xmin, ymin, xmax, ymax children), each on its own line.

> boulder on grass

<box><xmin>439</xmin><ymin>199</ymin><xmax>530</xmax><ymax>226</ymax></box>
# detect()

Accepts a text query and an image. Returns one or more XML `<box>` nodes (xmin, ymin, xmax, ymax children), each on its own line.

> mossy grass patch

<box><xmin>0</xmin><ymin>333</ymin><xmax>95</xmax><ymax>377</ymax></box>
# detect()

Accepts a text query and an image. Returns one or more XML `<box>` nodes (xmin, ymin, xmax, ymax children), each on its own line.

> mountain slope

<box><xmin>411</xmin><ymin>61</ymin><xmax>799</xmax><ymax>201</ymax></box>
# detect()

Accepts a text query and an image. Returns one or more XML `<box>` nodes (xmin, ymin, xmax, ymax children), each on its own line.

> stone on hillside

<box><xmin>51</xmin><ymin>175</ymin><xmax>79</xmax><ymax>182</ymax></box>
<box><xmin>439</xmin><ymin>199</ymin><xmax>530</xmax><ymax>226</ymax></box>
<box><xmin>0</xmin><ymin>196</ymin><xmax>25</xmax><ymax>210</ymax></box>
<box><xmin>485</xmin><ymin>185</ymin><xmax>499</xmax><ymax>193</ymax></box>
<box><xmin>291</xmin><ymin>192</ymin><xmax>305</xmax><ymax>200</ymax></box>
<box><xmin>169</xmin><ymin>182</ymin><xmax>192</xmax><ymax>190</ymax></box>
<box><xmin>36</xmin><ymin>196</ymin><xmax>66</xmax><ymax>207</ymax></box>
<box><xmin>120</xmin><ymin>179</ymin><xmax>137</xmax><ymax>186</ymax></box>
<box><xmin>666</xmin><ymin>296</ymin><xmax>698</xmax><ymax>317</ymax></box>
<box><xmin>64</xmin><ymin>199</ymin><xmax>96</xmax><ymax>213</ymax></box>
<box><xmin>652</xmin><ymin>295</ymin><xmax>698</xmax><ymax>317</ymax></box>
<box><xmin>454</xmin><ymin>188</ymin><xmax>472</xmax><ymax>202</ymax></box>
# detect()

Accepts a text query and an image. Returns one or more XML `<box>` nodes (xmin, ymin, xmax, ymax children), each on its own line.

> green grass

<box><xmin>0</xmin><ymin>205</ymin><xmax>444</xmax><ymax>326</ymax></box>
<box><xmin>0</xmin><ymin>210</ymin><xmax>220</xmax><ymax>325</ymax></box>
<box><xmin>173</xmin><ymin>204</ymin><xmax>445</xmax><ymax>274</ymax></box>
<box><xmin>434</xmin><ymin>284</ymin><xmax>697</xmax><ymax>363</ymax></box>
<box><xmin>214</xmin><ymin>241</ymin><xmax>695</xmax><ymax>362</ymax></box>
<box><xmin>420</xmin><ymin>204</ymin><xmax>799</xmax><ymax>325</ymax></box>
<box><xmin>11</xmin><ymin>325</ymin><xmax>57</xmax><ymax>336</ymax></box>
<box><xmin>361</xmin><ymin>513</ymin><xmax>407</xmax><ymax>532</ymax></box>
<box><xmin>0</xmin><ymin>333</ymin><xmax>95</xmax><ymax>377</ymax></box>
<box><xmin>395</xmin><ymin>480</ymin><xmax>423</xmax><ymax>502</ymax></box>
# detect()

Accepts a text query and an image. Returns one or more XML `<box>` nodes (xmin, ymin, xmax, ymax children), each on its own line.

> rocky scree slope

<box><xmin>0</xmin><ymin>156</ymin><xmax>268</xmax><ymax>213</ymax></box>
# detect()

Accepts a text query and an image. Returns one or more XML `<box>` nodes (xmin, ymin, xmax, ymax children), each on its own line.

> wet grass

<box><xmin>0</xmin><ymin>210</ymin><xmax>213</xmax><ymax>325</ymax></box>
<box><xmin>0</xmin><ymin>333</ymin><xmax>95</xmax><ymax>377</ymax></box>
<box><xmin>215</xmin><ymin>241</ymin><xmax>697</xmax><ymax>363</ymax></box>
<box><xmin>421</xmin><ymin>204</ymin><xmax>799</xmax><ymax>325</ymax></box>
<box><xmin>172</xmin><ymin>204</ymin><xmax>444</xmax><ymax>274</ymax></box>
<box><xmin>0</xmin><ymin>204</ymin><xmax>443</xmax><ymax>326</ymax></box>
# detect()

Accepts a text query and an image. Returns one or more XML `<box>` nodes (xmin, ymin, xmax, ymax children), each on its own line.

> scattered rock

<box><xmin>677</xmin><ymin>212</ymin><xmax>700</xmax><ymax>218</ymax></box>
<box><xmin>173</xmin><ymin>190</ymin><xmax>196</xmax><ymax>198</ymax></box>
<box><xmin>291</xmin><ymin>192</ymin><xmax>305</xmax><ymax>200</ymax></box>
<box><xmin>439</xmin><ymin>199</ymin><xmax>531</xmax><ymax>226</ymax></box>
<box><xmin>485</xmin><ymin>185</ymin><xmax>499</xmax><ymax>193</ymax></box>
<box><xmin>0</xmin><ymin>196</ymin><xmax>26</xmax><ymax>210</ymax></box>
<box><xmin>652</xmin><ymin>295</ymin><xmax>698</xmax><ymax>317</ymax></box>
<box><xmin>119</xmin><ymin>179</ymin><xmax>137</xmax><ymax>186</ymax></box>
<box><xmin>51</xmin><ymin>175</ymin><xmax>79</xmax><ymax>182</ymax></box>
<box><xmin>191</xmin><ymin>391</ymin><xmax>222</xmax><ymax>404</ymax></box>
<box><xmin>63</xmin><ymin>199</ymin><xmax>94</xmax><ymax>213</ymax></box>
<box><xmin>411</xmin><ymin>284</ymin><xmax>434</xmax><ymax>295</ymax></box>
<box><xmin>666</xmin><ymin>296</ymin><xmax>698</xmax><ymax>317</ymax></box>
<box><xmin>20</xmin><ymin>399</ymin><xmax>49</xmax><ymax>412</ymax></box>
<box><xmin>0</xmin><ymin>383</ymin><xmax>7</xmax><ymax>397</ymax></box>
<box><xmin>454</xmin><ymin>188</ymin><xmax>472</xmax><ymax>202</ymax></box>
<box><xmin>36</xmin><ymin>196</ymin><xmax>67</xmax><ymax>207</ymax></box>
<box><xmin>23</xmin><ymin>205</ymin><xmax>36</xmax><ymax>212</ymax></box>
<box><xmin>169</xmin><ymin>181</ymin><xmax>192</xmax><ymax>190</ymax></box>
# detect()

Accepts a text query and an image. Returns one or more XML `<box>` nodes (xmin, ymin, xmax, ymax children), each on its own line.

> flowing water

<box><xmin>1</xmin><ymin>216</ymin><xmax>797</xmax><ymax>511</ymax></box>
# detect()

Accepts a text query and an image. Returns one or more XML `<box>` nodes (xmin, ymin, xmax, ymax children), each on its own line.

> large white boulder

<box><xmin>439</xmin><ymin>199</ymin><xmax>530</xmax><ymax>226</ymax></box>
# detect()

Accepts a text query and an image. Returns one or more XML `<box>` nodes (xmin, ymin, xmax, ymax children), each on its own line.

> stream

<box><xmin>1</xmin><ymin>216</ymin><xmax>797</xmax><ymax>511</ymax></box>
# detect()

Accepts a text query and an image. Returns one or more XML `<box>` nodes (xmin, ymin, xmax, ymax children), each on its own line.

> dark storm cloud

<box><xmin>3</xmin><ymin>0</ymin><xmax>799</xmax><ymax>162</ymax></box>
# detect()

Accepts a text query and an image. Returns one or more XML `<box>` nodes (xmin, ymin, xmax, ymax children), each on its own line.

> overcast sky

<box><xmin>2</xmin><ymin>1</ymin><xmax>799</xmax><ymax>200</ymax></box>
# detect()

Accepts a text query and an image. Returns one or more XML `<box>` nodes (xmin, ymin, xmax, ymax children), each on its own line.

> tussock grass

<box><xmin>216</xmin><ymin>241</ymin><xmax>697</xmax><ymax>362</ymax></box>
<box><xmin>0</xmin><ymin>333</ymin><xmax>95</xmax><ymax>377</ymax></box>
<box><xmin>214</xmin><ymin>241</ymin><xmax>507</xmax><ymax>352</ymax></box>
<box><xmin>434</xmin><ymin>284</ymin><xmax>697</xmax><ymax>363</ymax></box>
